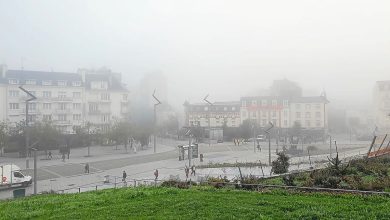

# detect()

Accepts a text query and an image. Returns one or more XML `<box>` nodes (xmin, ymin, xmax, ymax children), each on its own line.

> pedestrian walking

<box><xmin>62</xmin><ymin>153</ymin><xmax>65</xmax><ymax>162</ymax></box>
<box><xmin>85</xmin><ymin>163</ymin><xmax>90</xmax><ymax>174</ymax></box>
<box><xmin>154</xmin><ymin>169</ymin><xmax>159</xmax><ymax>180</ymax></box>
<box><xmin>191</xmin><ymin>165</ymin><xmax>196</xmax><ymax>176</ymax></box>
<box><xmin>185</xmin><ymin>166</ymin><xmax>189</xmax><ymax>179</ymax></box>
<box><xmin>48</xmin><ymin>151</ymin><xmax>52</xmax><ymax>160</ymax></box>
<box><xmin>122</xmin><ymin>171</ymin><xmax>127</xmax><ymax>182</ymax></box>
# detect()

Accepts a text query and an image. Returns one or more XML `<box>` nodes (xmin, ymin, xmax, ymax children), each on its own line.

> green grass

<box><xmin>1</xmin><ymin>187</ymin><xmax>390</xmax><ymax>219</ymax></box>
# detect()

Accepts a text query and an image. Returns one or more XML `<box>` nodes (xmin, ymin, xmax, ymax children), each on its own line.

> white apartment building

<box><xmin>184</xmin><ymin>101</ymin><xmax>241</xmax><ymax>128</ymax></box>
<box><xmin>240</xmin><ymin>96</ymin><xmax>329</xmax><ymax>131</ymax></box>
<box><xmin>373</xmin><ymin>81</ymin><xmax>390</xmax><ymax>133</ymax></box>
<box><xmin>0</xmin><ymin>66</ymin><xmax>130</xmax><ymax>133</ymax></box>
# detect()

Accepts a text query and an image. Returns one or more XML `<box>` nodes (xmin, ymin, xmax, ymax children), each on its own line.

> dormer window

<box><xmin>42</xmin><ymin>80</ymin><xmax>52</xmax><ymax>86</ymax></box>
<box><xmin>58</xmin><ymin>80</ymin><xmax>67</xmax><ymax>86</ymax></box>
<box><xmin>25</xmin><ymin>80</ymin><xmax>36</xmax><ymax>85</ymax></box>
<box><xmin>9</xmin><ymin>79</ymin><xmax>18</xmax><ymax>84</ymax></box>
<box><xmin>72</xmin><ymin>81</ymin><xmax>81</xmax><ymax>86</ymax></box>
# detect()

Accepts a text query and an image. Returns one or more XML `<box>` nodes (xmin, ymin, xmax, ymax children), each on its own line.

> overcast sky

<box><xmin>1</xmin><ymin>0</ymin><xmax>389</xmax><ymax>110</ymax></box>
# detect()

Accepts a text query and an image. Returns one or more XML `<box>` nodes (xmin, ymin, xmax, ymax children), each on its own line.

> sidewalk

<box><xmin>0</xmin><ymin>138</ymin><xmax>185</xmax><ymax>170</ymax></box>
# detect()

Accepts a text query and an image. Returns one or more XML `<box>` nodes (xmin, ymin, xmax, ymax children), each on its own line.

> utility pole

<box><xmin>152</xmin><ymin>90</ymin><xmax>162</xmax><ymax>153</ymax></box>
<box><xmin>253</xmin><ymin>124</ymin><xmax>256</xmax><ymax>153</ymax></box>
<box><xmin>19</xmin><ymin>86</ymin><xmax>37</xmax><ymax>169</ymax></box>
<box><xmin>31</xmin><ymin>147</ymin><xmax>37</xmax><ymax>194</ymax></box>
<box><xmin>329</xmin><ymin>134</ymin><xmax>332</xmax><ymax>157</ymax></box>
<box><xmin>265</xmin><ymin>122</ymin><xmax>274</xmax><ymax>166</ymax></box>
<box><xmin>203</xmin><ymin>95</ymin><xmax>212</xmax><ymax>147</ymax></box>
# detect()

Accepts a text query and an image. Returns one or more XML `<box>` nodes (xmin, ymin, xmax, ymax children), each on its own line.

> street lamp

<box><xmin>31</xmin><ymin>147</ymin><xmax>38</xmax><ymax>195</ymax></box>
<box><xmin>19</xmin><ymin>86</ymin><xmax>37</xmax><ymax>169</ymax></box>
<box><xmin>265</xmin><ymin>122</ymin><xmax>274</xmax><ymax>166</ymax></box>
<box><xmin>203</xmin><ymin>95</ymin><xmax>212</xmax><ymax>147</ymax></box>
<box><xmin>152</xmin><ymin>89</ymin><xmax>162</xmax><ymax>153</ymax></box>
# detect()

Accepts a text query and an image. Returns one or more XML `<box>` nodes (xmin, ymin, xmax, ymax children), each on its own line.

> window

<box><xmin>25</xmin><ymin>80</ymin><xmax>36</xmax><ymax>85</ymax></box>
<box><xmin>58</xmin><ymin>114</ymin><xmax>67</xmax><ymax>121</ymax></box>
<box><xmin>242</xmin><ymin>111</ymin><xmax>247</xmax><ymax>118</ymax></box>
<box><xmin>58</xmin><ymin>81</ymin><xmax>67</xmax><ymax>86</ymax></box>
<box><xmin>296</xmin><ymin>104</ymin><xmax>301</xmax><ymax>109</ymax></box>
<box><xmin>252</xmin><ymin>112</ymin><xmax>257</xmax><ymax>118</ymax></box>
<box><xmin>27</xmin><ymin>115</ymin><xmax>36</xmax><ymax>123</ymax></box>
<box><xmin>296</xmin><ymin>112</ymin><xmax>301</xmax><ymax>118</ymax></box>
<box><xmin>232</xmin><ymin>107</ymin><xmax>236</xmax><ymax>111</ymax></box>
<box><xmin>101</xmin><ymin>93</ymin><xmax>110</xmax><ymax>101</ymax></box>
<box><xmin>89</xmin><ymin>103</ymin><xmax>98</xmax><ymax>112</ymax></box>
<box><xmin>9</xmin><ymin>103</ymin><xmax>19</xmax><ymax>110</ymax></box>
<box><xmin>43</xmin><ymin>91</ymin><xmax>52</xmax><ymax>98</ymax></box>
<box><xmin>272</xmin><ymin>100</ymin><xmax>277</xmax><ymax>106</ymax></box>
<box><xmin>14</xmin><ymin>172</ymin><xmax>24</xmax><ymax>178</ymax></box>
<box><xmin>73</xmin><ymin>114</ymin><xmax>81</xmax><ymax>120</ymax></box>
<box><xmin>272</xmin><ymin>111</ymin><xmax>276</xmax><ymax>117</ymax></box>
<box><xmin>73</xmin><ymin>103</ymin><xmax>81</xmax><ymax>110</ymax></box>
<box><xmin>283</xmin><ymin>100</ymin><xmax>289</xmax><ymax>107</ymax></box>
<box><xmin>58</xmin><ymin>91</ymin><xmax>66</xmax><ymax>98</ymax></box>
<box><xmin>9</xmin><ymin>90</ymin><xmax>19</xmax><ymax>97</ymax></box>
<box><xmin>315</xmin><ymin>104</ymin><xmax>321</xmax><ymax>109</ymax></box>
<box><xmin>284</xmin><ymin>110</ymin><xmax>288</xmax><ymax>116</ymax></box>
<box><xmin>42</xmin><ymin>80</ymin><xmax>52</xmax><ymax>86</ymax></box>
<box><xmin>8</xmin><ymin>79</ymin><xmax>18</xmax><ymax>84</ymax></box>
<box><xmin>305</xmin><ymin>112</ymin><xmax>311</xmax><ymax>118</ymax></box>
<box><xmin>252</xmin><ymin>100</ymin><xmax>257</xmax><ymax>106</ymax></box>
<box><xmin>262</xmin><ymin>119</ymin><xmax>267</xmax><ymax>126</ymax></box>
<box><xmin>224</xmin><ymin>107</ymin><xmax>227</xmax><ymax>111</ymax></box>
<box><xmin>316</xmin><ymin>112</ymin><xmax>321</xmax><ymax>118</ymax></box>
<box><xmin>72</xmin><ymin>81</ymin><xmax>81</xmax><ymax>86</ymax></box>
<box><xmin>306</xmin><ymin>120</ymin><xmax>311</xmax><ymax>127</ymax></box>
<box><xmin>242</xmin><ymin>101</ymin><xmax>246</xmax><ymax>107</ymax></box>
<box><xmin>305</xmin><ymin>104</ymin><xmax>311</xmax><ymax>110</ymax></box>
<box><xmin>123</xmin><ymin>94</ymin><xmax>128</xmax><ymax>101</ymax></box>
<box><xmin>261</xmin><ymin>100</ymin><xmax>267</xmax><ymax>106</ymax></box>
<box><xmin>316</xmin><ymin>120</ymin><xmax>321</xmax><ymax>127</ymax></box>
<box><xmin>28</xmin><ymin>103</ymin><xmax>36</xmax><ymax>111</ymax></box>
<box><xmin>43</xmin><ymin>115</ymin><xmax>52</xmax><ymax>121</ymax></box>
<box><xmin>59</xmin><ymin>103</ymin><xmax>67</xmax><ymax>110</ymax></box>
<box><xmin>262</xmin><ymin>111</ymin><xmax>267</xmax><ymax>117</ymax></box>
<box><xmin>43</xmin><ymin>103</ymin><xmax>51</xmax><ymax>110</ymax></box>
<box><xmin>284</xmin><ymin>120</ymin><xmax>288</xmax><ymax>126</ymax></box>
<box><xmin>272</xmin><ymin>119</ymin><xmax>277</xmax><ymax>126</ymax></box>
<box><xmin>102</xmin><ymin>114</ymin><xmax>110</xmax><ymax>123</ymax></box>
<box><xmin>73</xmin><ymin>92</ymin><xmax>81</xmax><ymax>98</ymax></box>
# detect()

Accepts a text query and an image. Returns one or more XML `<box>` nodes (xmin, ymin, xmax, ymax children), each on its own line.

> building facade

<box><xmin>0</xmin><ymin>66</ymin><xmax>130</xmax><ymax>133</ymax></box>
<box><xmin>184</xmin><ymin>101</ymin><xmax>241</xmax><ymax>128</ymax></box>
<box><xmin>373</xmin><ymin>81</ymin><xmax>390</xmax><ymax>133</ymax></box>
<box><xmin>240</xmin><ymin>96</ymin><xmax>329</xmax><ymax>131</ymax></box>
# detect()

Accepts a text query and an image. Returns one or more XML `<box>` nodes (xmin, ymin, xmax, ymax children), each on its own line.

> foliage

<box><xmin>327</xmin><ymin>153</ymin><xmax>349</xmax><ymax>176</ymax></box>
<box><xmin>1</xmin><ymin>187</ymin><xmax>390</xmax><ymax>219</ymax></box>
<box><xmin>271</xmin><ymin>152</ymin><xmax>290</xmax><ymax>174</ymax></box>
<box><xmin>0</xmin><ymin>121</ymin><xmax>9</xmax><ymax>151</ymax></box>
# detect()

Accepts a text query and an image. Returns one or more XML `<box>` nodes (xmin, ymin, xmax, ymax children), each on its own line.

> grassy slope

<box><xmin>0</xmin><ymin>187</ymin><xmax>389</xmax><ymax>220</ymax></box>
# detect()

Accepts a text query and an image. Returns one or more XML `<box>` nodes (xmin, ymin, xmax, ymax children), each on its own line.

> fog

<box><xmin>1</xmin><ymin>0</ymin><xmax>390</xmax><ymax>109</ymax></box>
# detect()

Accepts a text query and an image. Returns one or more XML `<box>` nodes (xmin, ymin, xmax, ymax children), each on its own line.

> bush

<box><xmin>271</xmin><ymin>152</ymin><xmax>290</xmax><ymax>174</ymax></box>
<box><xmin>282</xmin><ymin>174</ymin><xmax>296</xmax><ymax>186</ymax></box>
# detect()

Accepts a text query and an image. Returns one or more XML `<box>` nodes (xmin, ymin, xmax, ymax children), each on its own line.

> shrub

<box><xmin>282</xmin><ymin>174</ymin><xmax>296</xmax><ymax>186</ymax></box>
<box><xmin>271</xmin><ymin>152</ymin><xmax>290</xmax><ymax>174</ymax></box>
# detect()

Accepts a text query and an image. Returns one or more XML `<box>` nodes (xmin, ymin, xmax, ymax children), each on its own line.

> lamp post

<box><xmin>203</xmin><ymin>95</ymin><xmax>212</xmax><ymax>147</ymax></box>
<box><xmin>31</xmin><ymin>147</ymin><xmax>38</xmax><ymax>194</ymax></box>
<box><xmin>19</xmin><ymin>86</ymin><xmax>37</xmax><ymax>169</ymax></box>
<box><xmin>152</xmin><ymin>90</ymin><xmax>162</xmax><ymax>153</ymax></box>
<box><xmin>265</xmin><ymin>122</ymin><xmax>274</xmax><ymax>166</ymax></box>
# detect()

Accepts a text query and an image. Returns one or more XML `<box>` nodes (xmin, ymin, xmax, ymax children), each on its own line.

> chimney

<box><xmin>0</xmin><ymin>64</ymin><xmax>7</xmax><ymax>78</ymax></box>
<box><xmin>77</xmin><ymin>68</ymin><xmax>86</xmax><ymax>83</ymax></box>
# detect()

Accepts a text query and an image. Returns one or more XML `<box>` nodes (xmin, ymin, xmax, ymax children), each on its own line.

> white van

<box><xmin>0</xmin><ymin>164</ymin><xmax>32</xmax><ymax>188</ymax></box>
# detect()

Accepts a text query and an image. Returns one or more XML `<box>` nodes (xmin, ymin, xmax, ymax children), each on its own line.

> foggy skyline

<box><xmin>1</xmin><ymin>0</ymin><xmax>389</xmax><ymax>109</ymax></box>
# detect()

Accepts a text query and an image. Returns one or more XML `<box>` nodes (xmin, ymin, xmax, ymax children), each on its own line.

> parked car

<box><xmin>217</xmin><ymin>140</ymin><xmax>223</xmax><ymax>143</ymax></box>
<box><xmin>0</xmin><ymin>164</ymin><xmax>32</xmax><ymax>189</ymax></box>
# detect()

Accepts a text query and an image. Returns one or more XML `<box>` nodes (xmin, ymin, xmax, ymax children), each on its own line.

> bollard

<box><xmin>96</xmin><ymin>185</ymin><xmax>98</xmax><ymax>191</ymax></box>
<box><xmin>78</xmin><ymin>188</ymin><xmax>81</xmax><ymax>193</ymax></box>
<box><xmin>134</xmin><ymin>180</ymin><xmax>136</xmax><ymax>187</ymax></box>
